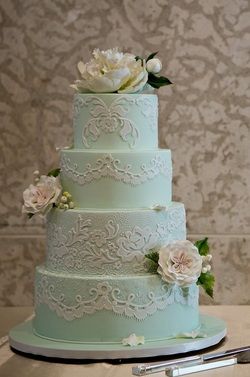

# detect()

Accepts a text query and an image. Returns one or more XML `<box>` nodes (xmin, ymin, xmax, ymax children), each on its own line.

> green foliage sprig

<box><xmin>195</xmin><ymin>238</ymin><xmax>215</xmax><ymax>298</ymax></box>
<box><xmin>145</xmin><ymin>249</ymin><xmax>159</xmax><ymax>273</ymax></box>
<box><xmin>48</xmin><ymin>168</ymin><xmax>60</xmax><ymax>177</ymax></box>
<box><xmin>135</xmin><ymin>51</ymin><xmax>172</xmax><ymax>89</ymax></box>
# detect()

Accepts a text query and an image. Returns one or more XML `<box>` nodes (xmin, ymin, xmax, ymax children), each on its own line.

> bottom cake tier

<box><xmin>33</xmin><ymin>266</ymin><xmax>200</xmax><ymax>344</ymax></box>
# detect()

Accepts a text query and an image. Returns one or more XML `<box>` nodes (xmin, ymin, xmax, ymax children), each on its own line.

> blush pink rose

<box><xmin>22</xmin><ymin>175</ymin><xmax>62</xmax><ymax>216</ymax></box>
<box><xmin>158</xmin><ymin>240</ymin><xmax>202</xmax><ymax>287</ymax></box>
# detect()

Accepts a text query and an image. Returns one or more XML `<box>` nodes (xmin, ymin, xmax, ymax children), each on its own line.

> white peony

<box><xmin>157</xmin><ymin>240</ymin><xmax>202</xmax><ymax>287</ymax></box>
<box><xmin>22</xmin><ymin>175</ymin><xmax>62</xmax><ymax>216</ymax></box>
<box><xmin>146</xmin><ymin>58</ymin><xmax>162</xmax><ymax>74</ymax></box>
<box><xmin>71</xmin><ymin>47</ymin><xmax>148</xmax><ymax>94</ymax></box>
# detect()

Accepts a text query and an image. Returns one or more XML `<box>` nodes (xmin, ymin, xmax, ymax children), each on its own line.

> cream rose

<box><xmin>22</xmin><ymin>175</ymin><xmax>62</xmax><ymax>216</ymax></box>
<box><xmin>157</xmin><ymin>240</ymin><xmax>202</xmax><ymax>287</ymax></box>
<box><xmin>71</xmin><ymin>47</ymin><xmax>148</xmax><ymax>94</ymax></box>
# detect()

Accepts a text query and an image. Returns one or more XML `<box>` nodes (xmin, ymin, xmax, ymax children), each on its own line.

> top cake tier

<box><xmin>73</xmin><ymin>93</ymin><xmax>158</xmax><ymax>150</ymax></box>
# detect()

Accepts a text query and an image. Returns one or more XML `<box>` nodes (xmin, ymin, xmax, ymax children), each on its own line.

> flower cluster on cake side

<box><xmin>145</xmin><ymin>238</ymin><xmax>215</xmax><ymax>298</ymax></box>
<box><xmin>22</xmin><ymin>168</ymin><xmax>74</xmax><ymax>218</ymax></box>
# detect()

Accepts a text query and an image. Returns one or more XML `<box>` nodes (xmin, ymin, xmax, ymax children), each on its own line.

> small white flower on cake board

<box><xmin>122</xmin><ymin>334</ymin><xmax>145</xmax><ymax>347</ymax></box>
<box><xmin>151</xmin><ymin>204</ymin><xmax>167</xmax><ymax>211</ymax></box>
<box><xmin>176</xmin><ymin>329</ymin><xmax>207</xmax><ymax>339</ymax></box>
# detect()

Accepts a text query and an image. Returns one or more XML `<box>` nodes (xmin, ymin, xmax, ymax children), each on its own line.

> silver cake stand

<box><xmin>9</xmin><ymin>314</ymin><xmax>226</xmax><ymax>359</ymax></box>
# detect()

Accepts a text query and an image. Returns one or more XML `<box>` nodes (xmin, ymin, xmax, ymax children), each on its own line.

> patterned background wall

<box><xmin>0</xmin><ymin>0</ymin><xmax>250</xmax><ymax>306</ymax></box>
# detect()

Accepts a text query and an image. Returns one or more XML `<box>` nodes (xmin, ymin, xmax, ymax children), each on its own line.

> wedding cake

<box><xmin>19</xmin><ymin>48</ymin><xmax>215</xmax><ymax>351</ymax></box>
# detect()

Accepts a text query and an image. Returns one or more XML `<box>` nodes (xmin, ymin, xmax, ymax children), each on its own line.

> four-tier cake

<box><xmin>10</xmin><ymin>49</ymin><xmax>224</xmax><ymax>358</ymax></box>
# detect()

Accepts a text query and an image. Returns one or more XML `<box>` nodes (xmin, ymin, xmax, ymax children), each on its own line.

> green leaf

<box><xmin>197</xmin><ymin>272</ymin><xmax>215</xmax><ymax>298</ymax></box>
<box><xmin>146</xmin><ymin>261</ymin><xmax>159</xmax><ymax>274</ymax></box>
<box><xmin>145</xmin><ymin>250</ymin><xmax>159</xmax><ymax>264</ymax></box>
<box><xmin>146</xmin><ymin>51</ymin><xmax>158</xmax><ymax>62</ymax></box>
<box><xmin>195</xmin><ymin>237</ymin><xmax>209</xmax><ymax>256</ymax></box>
<box><xmin>145</xmin><ymin>250</ymin><xmax>159</xmax><ymax>273</ymax></box>
<box><xmin>48</xmin><ymin>168</ymin><xmax>60</xmax><ymax>177</ymax></box>
<box><xmin>148</xmin><ymin>73</ymin><xmax>172</xmax><ymax>88</ymax></box>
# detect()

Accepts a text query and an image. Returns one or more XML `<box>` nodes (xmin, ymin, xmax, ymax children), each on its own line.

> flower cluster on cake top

<box><xmin>71</xmin><ymin>48</ymin><xmax>172</xmax><ymax>94</ymax></box>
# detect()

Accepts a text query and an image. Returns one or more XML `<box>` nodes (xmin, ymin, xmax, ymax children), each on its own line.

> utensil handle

<box><xmin>165</xmin><ymin>357</ymin><xmax>237</xmax><ymax>376</ymax></box>
<box><xmin>132</xmin><ymin>356</ymin><xmax>202</xmax><ymax>375</ymax></box>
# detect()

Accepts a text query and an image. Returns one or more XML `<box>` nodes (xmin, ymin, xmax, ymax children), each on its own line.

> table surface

<box><xmin>0</xmin><ymin>306</ymin><xmax>249</xmax><ymax>377</ymax></box>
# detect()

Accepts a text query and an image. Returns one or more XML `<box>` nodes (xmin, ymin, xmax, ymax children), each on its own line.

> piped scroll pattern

<box><xmin>73</xmin><ymin>95</ymin><xmax>157</xmax><ymax>148</ymax></box>
<box><xmin>46</xmin><ymin>206</ymin><xmax>186</xmax><ymax>274</ymax></box>
<box><xmin>135</xmin><ymin>96</ymin><xmax>157</xmax><ymax>132</ymax></box>
<box><xmin>73</xmin><ymin>95</ymin><xmax>85</xmax><ymax>127</ymax></box>
<box><xmin>35</xmin><ymin>277</ymin><xmax>198</xmax><ymax>321</ymax></box>
<box><xmin>60</xmin><ymin>154</ymin><xmax>171</xmax><ymax>186</ymax></box>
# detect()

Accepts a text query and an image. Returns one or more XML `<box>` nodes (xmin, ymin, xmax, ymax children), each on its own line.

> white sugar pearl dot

<box><xmin>69</xmin><ymin>201</ymin><xmax>75</xmax><ymax>209</ymax></box>
<box><xmin>202</xmin><ymin>267</ymin><xmax>208</xmax><ymax>274</ymax></box>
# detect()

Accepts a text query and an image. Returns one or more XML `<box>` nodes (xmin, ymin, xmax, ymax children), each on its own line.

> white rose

<box><xmin>71</xmin><ymin>47</ymin><xmax>148</xmax><ymax>94</ymax></box>
<box><xmin>157</xmin><ymin>240</ymin><xmax>202</xmax><ymax>287</ymax></box>
<box><xmin>146</xmin><ymin>58</ymin><xmax>162</xmax><ymax>74</ymax></box>
<box><xmin>22</xmin><ymin>175</ymin><xmax>62</xmax><ymax>216</ymax></box>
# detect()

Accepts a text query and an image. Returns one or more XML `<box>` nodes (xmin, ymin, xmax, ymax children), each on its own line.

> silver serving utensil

<box><xmin>237</xmin><ymin>350</ymin><xmax>250</xmax><ymax>363</ymax></box>
<box><xmin>165</xmin><ymin>357</ymin><xmax>237</xmax><ymax>376</ymax></box>
<box><xmin>165</xmin><ymin>351</ymin><xmax>250</xmax><ymax>376</ymax></box>
<box><xmin>132</xmin><ymin>356</ymin><xmax>202</xmax><ymax>376</ymax></box>
<box><xmin>132</xmin><ymin>345</ymin><xmax>250</xmax><ymax>375</ymax></box>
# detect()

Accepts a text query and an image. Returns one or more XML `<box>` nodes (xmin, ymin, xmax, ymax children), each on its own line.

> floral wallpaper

<box><xmin>0</xmin><ymin>0</ymin><xmax>250</xmax><ymax>305</ymax></box>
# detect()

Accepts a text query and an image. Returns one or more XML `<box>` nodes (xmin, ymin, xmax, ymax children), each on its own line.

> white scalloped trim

<box><xmin>35</xmin><ymin>277</ymin><xmax>198</xmax><ymax>321</ymax></box>
<box><xmin>61</xmin><ymin>153</ymin><xmax>171</xmax><ymax>186</ymax></box>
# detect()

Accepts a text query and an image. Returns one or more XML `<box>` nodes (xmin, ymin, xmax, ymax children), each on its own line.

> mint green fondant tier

<box><xmin>34</xmin><ymin>266</ymin><xmax>199</xmax><ymax>343</ymax></box>
<box><xmin>60</xmin><ymin>149</ymin><xmax>172</xmax><ymax>209</ymax></box>
<box><xmin>73</xmin><ymin>93</ymin><xmax>158</xmax><ymax>150</ymax></box>
<box><xmin>45</xmin><ymin>203</ymin><xmax>186</xmax><ymax>275</ymax></box>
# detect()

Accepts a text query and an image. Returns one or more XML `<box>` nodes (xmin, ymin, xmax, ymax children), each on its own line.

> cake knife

<box><xmin>132</xmin><ymin>345</ymin><xmax>250</xmax><ymax>375</ymax></box>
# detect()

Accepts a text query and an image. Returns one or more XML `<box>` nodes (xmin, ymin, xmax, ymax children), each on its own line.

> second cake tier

<box><xmin>60</xmin><ymin>149</ymin><xmax>172</xmax><ymax>209</ymax></box>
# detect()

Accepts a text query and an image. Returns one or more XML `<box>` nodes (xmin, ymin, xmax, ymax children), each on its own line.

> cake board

<box><xmin>9</xmin><ymin>314</ymin><xmax>226</xmax><ymax>360</ymax></box>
